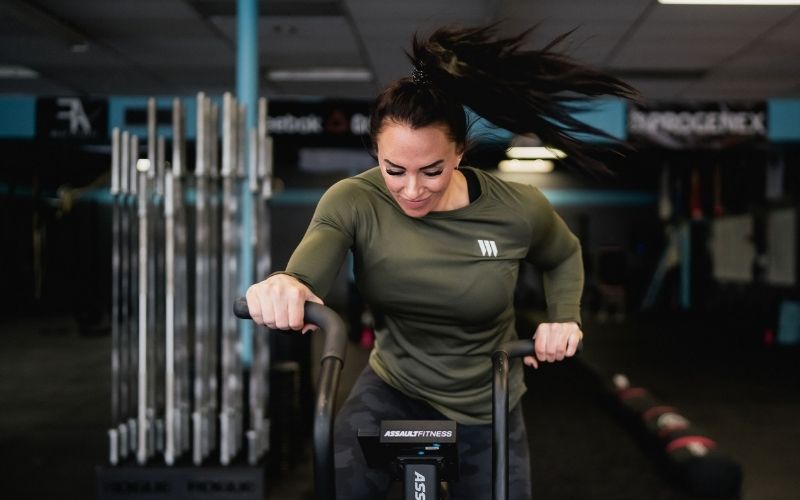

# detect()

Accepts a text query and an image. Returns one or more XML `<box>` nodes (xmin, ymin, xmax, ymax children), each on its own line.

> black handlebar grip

<box><xmin>495</xmin><ymin>338</ymin><xmax>583</xmax><ymax>360</ymax></box>
<box><xmin>496</xmin><ymin>339</ymin><xmax>536</xmax><ymax>359</ymax></box>
<box><xmin>233</xmin><ymin>297</ymin><xmax>347</xmax><ymax>364</ymax></box>
<box><xmin>233</xmin><ymin>296</ymin><xmax>250</xmax><ymax>319</ymax></box>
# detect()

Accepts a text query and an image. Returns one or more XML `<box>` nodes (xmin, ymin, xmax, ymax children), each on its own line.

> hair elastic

<box><xmin>411</xmin><ymin>64</ymin><xmax>430</xmax><ymax>86</ymax></box>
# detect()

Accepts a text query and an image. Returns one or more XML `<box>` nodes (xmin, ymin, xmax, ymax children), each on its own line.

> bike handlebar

<box><xmin>233</xmin><ymin>296</ymin><xmax>345</xmax><ymax>500</ymax></box>
<box><xmin>233</xmin><ymin>297</ymin><xmax>347</xmax><ymax>365</ymax></box>
<box><xmin>494</xmin><ymin>338</ymin><xmax>583</xmax><ymax>360</ymax></box>
<box><xmin>491</xmin><ymin>337</ymin><xmax>581</xmax><ymax>500</ymax></box>
<box><xmin>494</xmin><ymin>339</ymin><xmax>536</xmax><ymax>359</ymax></box>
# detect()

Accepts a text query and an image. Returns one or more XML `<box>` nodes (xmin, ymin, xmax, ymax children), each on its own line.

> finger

<box><xmin>534</xmin><ymin>324</ymin><xmax>549</xmax><ymax>362</ymax></box>
<box><xmin>271</xmin><ymin>293</ymin><xmax>290</xmax><ymax>330</ymax></box>
<box><xmin>255</xmin><ymin>284</ymin><xmax>274</xmax><ymax>327</ymax></box>
<box><xmin>286</xmin><ymin>290</ymin><xmax>305</xmax><ymax>331</ymax></box>
<box><xmin>545</xmin><ymin>323</ymin><xmax>561</xmax><ymax>362</ymax></box>
<box><xmin>554</xmin><ymin>323</ymin><xmax>568</xmax><ymax>361</ymax></box>
<box><xmin>245</xmin><ymin>286</ymin><xmax>263</xmax><ymax>325</ymax></box>
<box><xmin>566</xmin><ymin>328</ymin><xmax>583</xmax><ymax>357</ymax></box>
<box><xmin>523</xmin><ymin>355</ymin><xmax>538</xmax><ymax>369</ymax></box>
<box><xmin>261</xmin><ymin>292</ymin><xmax>276</xmax><ymax>329</ymax></box>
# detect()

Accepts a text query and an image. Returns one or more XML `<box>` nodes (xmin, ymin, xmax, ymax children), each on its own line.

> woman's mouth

<box><xmin>400</xmin><ymin>197</ymin><xmax>429</xmax><ymax>208</ymax></box>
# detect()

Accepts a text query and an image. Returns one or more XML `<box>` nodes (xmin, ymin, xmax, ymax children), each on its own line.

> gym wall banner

<box><xmin>266</xmin><ymin>100</ymin><xmax>373</xmax><ymax>175</ymax></box>
<box><xmin>266</xmin><ymin>100</ymin><xmax>369</xmax><ymax>140</ymax></box>
<box><xmin>36</xmin><ymin>97</ymin><xmax>108</xmax><ymax>142</ymax></box>
<box><xmin>628</xmin><ymin>103</ymin><xmax>767</xmax><ymax>149</ymax></box>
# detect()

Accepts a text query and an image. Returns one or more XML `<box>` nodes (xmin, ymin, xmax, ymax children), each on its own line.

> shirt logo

<box><xmin>477</xmin><ymin>239</ymin><xmax>498</xmax><ymax>257</ymax></box>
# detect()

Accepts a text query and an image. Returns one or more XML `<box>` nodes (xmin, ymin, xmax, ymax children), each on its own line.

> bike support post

<box><xmin>403</xmin><ymin>462</ymin><xmax>438</xmax><ymax>500</ymax></box>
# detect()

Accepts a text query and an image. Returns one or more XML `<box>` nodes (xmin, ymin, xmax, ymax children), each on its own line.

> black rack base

<box><xmin>96</xmin><ymin>464</ymin><xmax>264</xmax><ymax>500</ymax></box>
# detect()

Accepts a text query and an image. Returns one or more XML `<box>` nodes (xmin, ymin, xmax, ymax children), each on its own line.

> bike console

<box><xmin>358</xmin><ymin>419</ymin><xmax>459</xmax><ymax>489</ymax></box>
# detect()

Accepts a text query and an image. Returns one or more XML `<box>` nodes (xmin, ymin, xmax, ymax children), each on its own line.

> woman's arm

<box><xmin>246</xmin><ymin>180</ymin><xmax>356</xmax><ymax>332</ymax></box>
<box><xmin>523</xmin><ymin>189</ymin><xmax>584</xmax><ymax>367</ymax></box>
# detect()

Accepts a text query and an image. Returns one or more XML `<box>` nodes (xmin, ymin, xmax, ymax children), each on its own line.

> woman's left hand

<box><xmin>523</xmin><ymin>322</ymin><xmax>582</xmax><ymax>369</ymax></box>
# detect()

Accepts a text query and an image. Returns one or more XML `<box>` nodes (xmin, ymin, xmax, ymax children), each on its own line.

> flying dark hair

<box><xmin>368</xmin><ymin>23</ymin><xmax>639</xmax><ymax>174</ymax></box>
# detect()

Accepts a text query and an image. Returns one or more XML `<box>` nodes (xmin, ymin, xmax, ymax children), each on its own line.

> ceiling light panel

<box><xmin>0</xmin><ymin>65</ymin><xmax>39</xmax><ymax>79</ymax></box>
<box><xmin>267</xmin><ymin>68</ymin><xmax>371</xmax><ymax>82</ymax></box>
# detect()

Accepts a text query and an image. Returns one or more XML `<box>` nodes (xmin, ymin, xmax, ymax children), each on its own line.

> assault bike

<box><xmin>234</xmin><ymin>298</ymin><xmax>542</xmax><ymax>500</ymax></box>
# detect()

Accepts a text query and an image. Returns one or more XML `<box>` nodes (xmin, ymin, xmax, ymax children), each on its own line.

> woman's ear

<box><xmin>455</xmin><ymin>139</ymin><xmax>468</xmax><ymax>161</ymax></box>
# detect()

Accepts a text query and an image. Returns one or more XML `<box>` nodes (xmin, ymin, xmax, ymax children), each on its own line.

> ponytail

<box><xmin>370</xmin><ymin>23</ymin><xmax>639</xmax><ymax>174</ymax></box>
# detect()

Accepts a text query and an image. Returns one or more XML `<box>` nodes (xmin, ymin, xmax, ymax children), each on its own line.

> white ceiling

<box><xmin>0</xmin><ymin>0</ymin><xmax>798</xmax><ymax>102</ymax></box>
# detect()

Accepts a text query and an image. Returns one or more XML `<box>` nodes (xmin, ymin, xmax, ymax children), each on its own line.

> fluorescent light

<box><xmin>267</xmin><ymin>68</ymin><xmax>372</xmax><ymax>82</ymax></box>
<box><xmin>506</xmin><ymin>146</ymin><xmax>566</xmax><ymax>160</ymax></box>
<box><xmin>71</xmin><ymin>41</ymin><xmax>90</xmax><ymax>53</ymax></box>
<box><xmin>659</xmin><ymin>1</ymin><xmax>800</xmax><ymax>4</ymax></box>
<box><xmin>0</xmin><ymin>65</ymin><xmax>39</xmax><ymax>79</ymax></box>
<box><xmin>498</xmin><ymin>159</ymin><xmax>554</xmax><ymax>174</ymax></box>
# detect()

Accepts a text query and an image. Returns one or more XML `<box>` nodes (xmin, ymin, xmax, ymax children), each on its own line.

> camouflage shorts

<box><xmin>334</xmin><ymin>366</ymin><xmax>532</xmax><ymax>499</ymax></box>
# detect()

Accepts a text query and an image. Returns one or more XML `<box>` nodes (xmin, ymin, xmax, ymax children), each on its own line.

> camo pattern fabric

<box><xmin>334</xmin><ymin>366</ymin><xmax>532</xmax><ymax>499</ymax></box>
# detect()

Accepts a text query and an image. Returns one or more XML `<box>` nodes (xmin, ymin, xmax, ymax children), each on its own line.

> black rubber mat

<box><xmin>522</xmin><ymin>358</ymin><xmax>702</xmax><ymax>500</ymax></box>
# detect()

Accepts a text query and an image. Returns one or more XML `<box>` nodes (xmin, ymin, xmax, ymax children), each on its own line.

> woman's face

<box><xmin>376</xmin><ymin>121</ymin><xmax>464</xmax><ymax>218</ymax></box>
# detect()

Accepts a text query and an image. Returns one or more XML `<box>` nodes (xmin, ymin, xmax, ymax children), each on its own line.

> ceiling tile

<box><xmin>0</xmin><ymin>1</ymin><xmax>796</xmax><ymax>99</ymax></box>
<box><xmin>609</xmin><ymin>3</ymin><xmax>797</xmax><ymax>70</ymax></box>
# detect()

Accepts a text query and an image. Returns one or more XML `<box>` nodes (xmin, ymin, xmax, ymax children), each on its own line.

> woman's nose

<box><xmin>403</xmin><ymin>175</ymin><xmax>420</xmax><ymax>198</ymax></box>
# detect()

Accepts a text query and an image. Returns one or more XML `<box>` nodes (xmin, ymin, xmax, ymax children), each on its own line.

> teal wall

<box><xmin>0</xmin><ymin>96</ymin><xmax>35</xmax><ymax>138</ymax></box>
<box><xmin>768</xmin><ymin>99</ymin><xmax>800</xmax><ymax>143</ymax></box>
<box><xmin>466</xmin><ymin>98</ymin><xmax>627</xmax><ymax>144</ymax></box>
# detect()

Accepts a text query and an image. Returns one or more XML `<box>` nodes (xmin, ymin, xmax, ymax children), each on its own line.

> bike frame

<box><xmin>492</xmin><ymin>340</ymin><xmax>536</xmax><ymax>500</ymax></box>
<box><xmin>234</xmin><ymin>298</ymin><xmax>347</xmax><ymax>500</ymax></box>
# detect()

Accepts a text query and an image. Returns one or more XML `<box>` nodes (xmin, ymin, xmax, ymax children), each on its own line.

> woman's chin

<box><xmin>401</xmin><ymin>206</ymin><xmax>429</xmax><ymax>218</ymax></box>
<box><xmin>398</xmin><ymin>198</ymin><xmax>433</xmax><ymax>217</ymax></box>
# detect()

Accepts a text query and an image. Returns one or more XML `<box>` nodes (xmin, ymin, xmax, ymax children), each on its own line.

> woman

<box><xmin>247</xmin><ymin>24</ymin><xmax>636</xmax><ymax>499</ymax></box>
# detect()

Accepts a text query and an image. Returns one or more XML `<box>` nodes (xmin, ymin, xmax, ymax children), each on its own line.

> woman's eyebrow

<box><xmin>384</xmin><ymin>159</ymin><xmax>444</xmax><ymax>170</ymax></box>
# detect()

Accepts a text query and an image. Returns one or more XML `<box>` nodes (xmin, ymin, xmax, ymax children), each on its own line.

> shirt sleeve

<box><xmin>279</xmin><ymin>179</ymin><xmax>357</xmax><ymax>299</ymax></box>
<box><xmin>523</xmin><ymin>188</ymin><xmax>584</xmax><ymax>325</ymax></box>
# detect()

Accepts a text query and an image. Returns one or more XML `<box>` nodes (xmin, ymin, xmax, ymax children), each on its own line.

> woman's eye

<box><xmin>423</xmin><ymin>170</ymin><xmax>443</xmax><ymax>177</ymax></box>
<box><xmin>386</xmin><ymin>169</ymin><xmax>404</xmax><ymax>176</ymax></box>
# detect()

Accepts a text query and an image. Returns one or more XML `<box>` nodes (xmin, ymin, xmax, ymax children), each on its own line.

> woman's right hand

<box><xmin>245</xmin><ymin>274</ymin><xmax>324</xmax><ymax>333</ymax></box>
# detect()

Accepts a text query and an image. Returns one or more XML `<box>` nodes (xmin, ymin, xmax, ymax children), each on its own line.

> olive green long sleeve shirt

<box><xmin>283</xmin><ymin>166</ymin><xmax>583</xmax><ymax>424</ymax></box>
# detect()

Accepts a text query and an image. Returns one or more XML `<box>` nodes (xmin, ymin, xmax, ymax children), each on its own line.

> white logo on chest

<box><xmin>477</xmin><ymin>239</ymin><xmax>498</xmax><ymax>257</ymax></box>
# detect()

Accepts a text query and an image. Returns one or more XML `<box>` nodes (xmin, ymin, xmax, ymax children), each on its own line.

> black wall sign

<box><xmin>628</xmin><ymin>103</ymin><xmax>767</xmax><ymax>149</ymax></box>
<box><xmin>265</xmin><ymin>99</ymin><xmax>373</xmax><ymax>184</ymax></box>
<box><xmin>267</xmin><ymin>100</ymin><xmax>370</xmax><ymax>141</ymax></box>
<box><xmin>125</xmin><ymin>107</ymin><xmax>172</xmax><ymax>126</ymax></box>
<box><xmin>36</xmin><ymin>97</ymin><xmax>108</xmax><ymax>142</ymax></box>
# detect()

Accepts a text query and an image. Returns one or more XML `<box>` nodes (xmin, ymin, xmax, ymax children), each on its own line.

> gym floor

<box><xmin>1</xmin><ymin>311</ymin><xmax>798</xmax><ymax>500</ymax></box>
